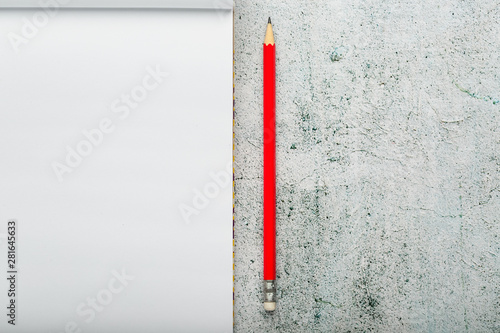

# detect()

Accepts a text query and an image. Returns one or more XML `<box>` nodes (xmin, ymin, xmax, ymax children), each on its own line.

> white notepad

<box><xmin>0</xmin><ymin>1</ymin><xmax>233</xmax><ymax>332</ymax></box>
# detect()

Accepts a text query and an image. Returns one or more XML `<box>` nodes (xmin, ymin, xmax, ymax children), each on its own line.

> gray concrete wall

<box><xmin>233</xmin><ymin>0</ymin><xmax>500</xmax><ymax>332</ymax></box>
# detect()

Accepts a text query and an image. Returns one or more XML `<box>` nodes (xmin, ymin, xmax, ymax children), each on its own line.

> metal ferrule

<box><xmin>263</xmin><ymin>280</ymin><xmax>276</xmax><ymax>303</ymax></box>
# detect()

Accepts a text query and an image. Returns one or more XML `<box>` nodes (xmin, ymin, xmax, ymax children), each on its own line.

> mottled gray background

<box><xmin>233</xmin><ymin>0</ymin><xmax>500</xmax><ymax>332</ymax></box>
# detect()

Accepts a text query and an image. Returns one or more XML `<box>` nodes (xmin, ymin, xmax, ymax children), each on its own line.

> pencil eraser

<box><xmin>264</xmin><ymin>302</ymin><xmax>276</xmax><ymax>311</ymax></box>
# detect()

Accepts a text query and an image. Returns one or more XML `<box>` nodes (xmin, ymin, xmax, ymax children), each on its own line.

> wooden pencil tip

<box><xmin>264</xmin><ymin>18</ymin><xmax>275</xmax><ymax>45</ymax></box>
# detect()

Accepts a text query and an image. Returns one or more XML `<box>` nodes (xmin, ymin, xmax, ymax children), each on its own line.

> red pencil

<box><xmin>263</xmin><ymin>17</ymin><xmax>276</xmax><ymax>312</ymax></box>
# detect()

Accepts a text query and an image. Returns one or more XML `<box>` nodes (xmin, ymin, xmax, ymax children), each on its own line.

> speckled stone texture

<box><xmin>233</xmin><ymin>0</ymin><xmax>500</xmax><ymax>332</ymax></box>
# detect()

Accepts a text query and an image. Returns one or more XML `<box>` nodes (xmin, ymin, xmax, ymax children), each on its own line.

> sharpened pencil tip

<box><xmin>264</xmin><ymin>18</ymin><xmax>275</xmax><ymax>45</ymax></box>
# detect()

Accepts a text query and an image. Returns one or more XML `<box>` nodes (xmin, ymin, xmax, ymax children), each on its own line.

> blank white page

<box><xmin>0</xmin><ymin>5</ymin><xmax>233</xmax><ymax>333</ymax></box>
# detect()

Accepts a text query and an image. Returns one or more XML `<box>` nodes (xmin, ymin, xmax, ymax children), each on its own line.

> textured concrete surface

<box><xmin>234</xmin><ymin>0</ymin><xmax>500</xmax><ymax>332</ymax></box>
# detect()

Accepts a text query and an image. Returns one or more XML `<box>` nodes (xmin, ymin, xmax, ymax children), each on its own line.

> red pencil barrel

<box><xmin>263</xmin><ymin>43</ymin><xmax>276</xmax><ymax>280</ymax></box>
